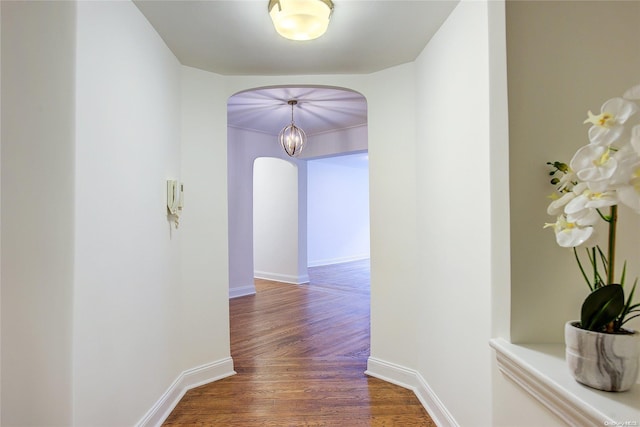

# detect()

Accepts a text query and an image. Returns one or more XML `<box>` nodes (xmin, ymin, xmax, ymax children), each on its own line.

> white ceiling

<box><xmin>227</xmin><ymin>85</ymin><xmax>368</xmax><ymax>135</ymax></box>
<box><xmin>133</xmin><ymin>1</ymin><xmax>459</xmax><ymax>76</ymax></box>
<box><xmin>133</xmin><ymin>0</ymin><xmax>458</xmax><ymax>135</ymax></box>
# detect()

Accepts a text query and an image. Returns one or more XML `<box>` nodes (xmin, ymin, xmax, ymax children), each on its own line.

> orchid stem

<box><xmin>608</xmin><ymin>205</ymin><xmax>618</xmax><ymax>286</ymax></box>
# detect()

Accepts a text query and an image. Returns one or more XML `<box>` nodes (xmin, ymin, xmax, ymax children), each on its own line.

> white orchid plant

<box><xmin>545</xmin><ymin>84</ymin><xmax>640</xmax><ymax>333</ymax></box>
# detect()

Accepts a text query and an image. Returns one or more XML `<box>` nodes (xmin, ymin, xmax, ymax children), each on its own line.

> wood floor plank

<box><xmin>163</xmin><ymin>260</ymin><xmax>435</xmax><ymax>426</ymax></box>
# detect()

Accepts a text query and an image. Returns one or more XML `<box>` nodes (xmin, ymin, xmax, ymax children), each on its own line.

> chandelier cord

<box><xmin>288</xmin><ymin>99</ymin><xmax>297</xmax><ymax>125</ymax></box>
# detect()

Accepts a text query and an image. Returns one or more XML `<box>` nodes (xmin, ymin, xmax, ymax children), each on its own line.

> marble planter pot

<box><xmin>565</xmin><ymin>321</ymin><xmax>640</xmax><ymax>392</ymax></box>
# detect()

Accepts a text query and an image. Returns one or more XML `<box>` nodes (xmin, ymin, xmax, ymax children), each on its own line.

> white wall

<box><xmin>411</xmin><ymin>2</ymin><xmax>568</xmax><ymax>425</ymax></box>
<box><xmin>227</xmin><ymin>127</ymin><xmax>309</xmax><ymax>297</ymax></box>
<box><xmin>2</xmin><ymin>5</ymin><xmax>235</xmax><ymax>425</ymax></box>
<box><xmin>253</xmin><ymin>157</ymin><xmax>308</xmax><ymax>283</ymax></box>
<box><xmin>300</xmin><ymin>125</ymin><xmax>368</xmax><ymax>159</ymax></box>
<box><xmin>179</xmin><ymin>66</ymin><xmax>231</xmax><ymax>374</ymax></box>
<box><xmin>74</xmin><ymin>2</ymin><xmax>184</xmax><ymax>425</ymax></box>
<box><xmin>1</xmin><ymin>2</ymin><xmax>76</xmax><ymax>424</ymax></box>
<box><xmin>199</xmin><ymin>68</ymin><xmax>421</xmax><ymax>369</ymax></box>
<box><xmin>409</xmin><ymin>1</ymin><xmax>561</xmax><ymax>425</ymax></box>
<box><xmin>307</xmin><ymin>153</ymin><xmax>370</xmax><ymax>266</ymax></box>
<box><xmin>414</xmin><ymin>2</ymin><xmax>494</xmax><ymax>425</ymax></box>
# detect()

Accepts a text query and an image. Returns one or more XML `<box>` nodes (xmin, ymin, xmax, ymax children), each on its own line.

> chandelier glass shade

<box><xmin>268</xmin><ymin>0</ymin><xmax>334</xmax><ymax>41</ymax></box>
<box><xmin>279</xmin><ymin>100</ymin><xmax>306</xmax><ymax>157</ymax></box>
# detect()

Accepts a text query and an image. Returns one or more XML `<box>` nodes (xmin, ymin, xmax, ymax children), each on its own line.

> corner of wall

<box><xmin>136</xmin><ymin>358</ymin><xmax>236</xmax><ymax>427</ymax></box>
<box><xmin>365</xmin><ymin>357</ymin><xmax>459</xmax><ymax>427</ymax></box>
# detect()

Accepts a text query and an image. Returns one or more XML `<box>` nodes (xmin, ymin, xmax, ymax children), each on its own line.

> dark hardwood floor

<box><xmin>163</xmin><ymin>259</ymin><xmax>435</xmax><ymax>426</ymax></box>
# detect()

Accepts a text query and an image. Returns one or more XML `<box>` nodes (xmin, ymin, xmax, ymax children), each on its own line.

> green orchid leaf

<box><xmin>622</xmin><ymin>280</ymin><xmax>637</xmax><ymax>313</ymax></box>
<box><xmin>596</xmin><ymin>246</ymin><xmax>609</xmax><ymax>284</ymax></box>
<box><xmin>581</xmin><ymin>284</ymin><xmax>624</xmax><ymax>331</ymax></box>
<box><xmin>587</xmin><ymin>247</ymin><xmax>606</xmax><ymax>289</ymax></box>
<box><xmin>574</xmin><ymin>247</ymin><xmax>593</xmax><ymax>291</ymax></box>
<box><xmin>620</xmin><ymin>313</ymin><xmax>640</xmax><ymax>327</ymax></box>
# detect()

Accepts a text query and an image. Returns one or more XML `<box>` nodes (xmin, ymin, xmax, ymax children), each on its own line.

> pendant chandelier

<box><xmin>279</xmin><ymin>100</ymin><xmax>306</xmax><ymax>157</ymax></box>
<box><xmin>268</xmin><ymin>0</ymin><xmax>334</xmax><ymax>41</ymax></box>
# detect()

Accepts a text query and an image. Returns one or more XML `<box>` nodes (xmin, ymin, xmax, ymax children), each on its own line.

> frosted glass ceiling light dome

<box><xmin>279</xmin><ymin>100</ymin><xmax>306</xmax><ymax>157</ymax></box>
<box><xmin>268</xmin><ymin>0</ymin><xmax>334</xmax><ymax>41</ymax></box>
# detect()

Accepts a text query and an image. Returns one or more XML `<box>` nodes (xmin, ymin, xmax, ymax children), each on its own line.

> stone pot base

<box><xmin>565</xmin><ymin>321</ymin><xmax>640</xmax><ymax>392</ymax></box>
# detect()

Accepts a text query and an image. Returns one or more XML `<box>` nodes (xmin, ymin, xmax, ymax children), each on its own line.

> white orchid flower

<box><xmin>562</xmin><ymin>183</ymin><xmax>617</xmax><ymax>229</ymax></box>
<box><xmin>567</xmin><ymin>207</ymin><xmax>600</xmax><ymax>227</ymax></box>
<box><xmin>618</xmin><ymin>187</ymin><xmax>640</xmax><ymax>213</ymax></box>
<box><xmin>570</xmin><ymin>144</ymin><xmax>618</xmax><ymax>193</ymax></box>
<box><xmin>616</xmin><ymin>165</ymin><xmax>640</xmax><ymax>213</ymax></box>
<box><xmin>547</xmin><ymin>191</ymin><xmax>576</xmax><ymax>216</ymax></box>
<box><xmin>584</xmin><ymin>97</ymin><xmax>638</xmax><ymax>146</ymax></box>
<box><xmin>631</xmin><ymin>125</ymin><xmax>640</xmax><ymax>154</ymax></box>
<box><xmin>556</xmin><ymin>168</ymin><xmax>577</xmax><ymax>192</ymax></box>
<box><xmin>544</xmin><ymin>215</ymin><xmax>594</xmax><ymax>248</ymax></box>
<box><xmin>565</xmin><ymin>187</ymin><xmax>617</xmax><ymax>214</ymax></box>
<box><xmin>624</xmin><ymin>84</ymin><xmax>640</xmax><ymax>101</ymax></box>
<box><xmin>609</xmin><ymin>143</ymin><xmax>640</xmax><ymax>184</ymax></box>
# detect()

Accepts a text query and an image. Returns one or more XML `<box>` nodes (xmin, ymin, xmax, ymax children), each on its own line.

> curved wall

<box><xmin>253</xmin><ymin>157</ymin><xmax>307</xmax><ymax>284</ymax></box>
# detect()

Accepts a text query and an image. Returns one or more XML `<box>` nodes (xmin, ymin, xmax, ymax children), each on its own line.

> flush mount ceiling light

<box><xmin>279</xmin><ymin>100</ymin><xmax>306</xmax><ymax>157</ymax></box>
<box><xmin>268</xmin><ymin>0</ymin><xmax>334</xmax><ymax>41</ymax></box>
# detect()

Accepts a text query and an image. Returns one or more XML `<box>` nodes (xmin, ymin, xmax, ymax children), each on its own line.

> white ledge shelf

<box><xmin>490</xmin><ymin>338</ymin><xmax>640</xmax><ymax>426</ymax></box>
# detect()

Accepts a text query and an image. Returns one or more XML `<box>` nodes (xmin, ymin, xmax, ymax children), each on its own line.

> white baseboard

<box><xmin>366</xmin><ymin>357</ymin><xmax>458</xmax><ymax>427</ymax></box>
<box><xmin>229</xmin><ymin>284</ymin><xmax>256</xmax><ymax>299</ymax></box>
<box><xmin>307</xmin><ymin>255</ymin><xmax>370</xmax><ymax>267</ymax></box>
<box><xmin>254</xmin><ymin>270</ymin><xmax>309</xmax><ymax>285</ymax></box>
<box><xmin>413</xmin><ymin>369</ymin><xmax>459</xmax><ymax>427</ymax></box>
<box><xmin>136</xmin><ymin>357</ymin><xmax>236</xmax><ymax>427</ymax></box>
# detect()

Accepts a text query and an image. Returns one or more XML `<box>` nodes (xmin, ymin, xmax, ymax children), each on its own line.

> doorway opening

<box><xmin>226</xmin><ymin>83</ymin><xmax>371</xmax><ymax>379</ymax></box>
<box><xmin>227</xmin><ymin>85</ymin><xmax>369</xmax><ymax>300</ymax></box>
<box><xmin>250</xmin><ymin>152</ymin><xmax>371</xmax><ymax>290</ymax></box>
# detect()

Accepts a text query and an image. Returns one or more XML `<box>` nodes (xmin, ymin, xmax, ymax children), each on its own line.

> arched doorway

<box><xmin>226</xmin><ymin>85</ymin><xmax>368</xmax><ymax>298</ymax></box>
